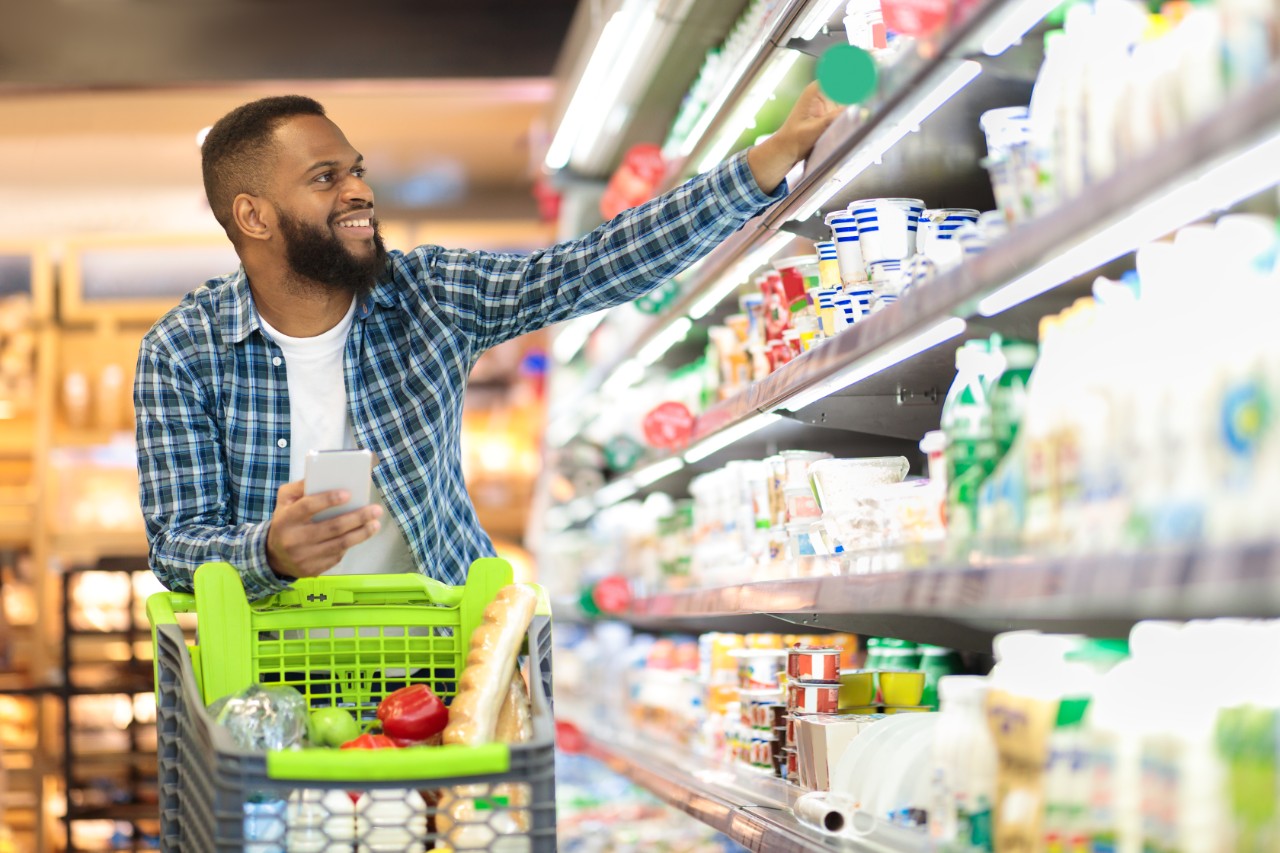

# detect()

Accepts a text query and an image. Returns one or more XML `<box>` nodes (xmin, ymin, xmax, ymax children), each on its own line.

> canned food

<box><xmin>788</xmin><ymin>680</ymin><xmax>841</xmax><ymax>714</ymax></box>
<box><xmin>788</xmin><ymin>647</ymin><xmax>841</xmax><ymax>682</ymax></box>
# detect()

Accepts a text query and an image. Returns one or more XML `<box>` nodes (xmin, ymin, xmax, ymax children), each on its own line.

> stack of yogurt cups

<box><xmin>821</xmin><ymin>199</ymin><xmax>989</xmax><ymax>315</ymax></box>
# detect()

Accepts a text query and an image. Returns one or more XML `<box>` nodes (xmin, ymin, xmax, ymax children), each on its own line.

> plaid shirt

<box><xmin>134</xmin><ymin>150</ymin><xmax>785</xmax><ymax>600</ymax></box>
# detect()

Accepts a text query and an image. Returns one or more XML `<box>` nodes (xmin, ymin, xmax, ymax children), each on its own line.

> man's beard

<box><xmin>276</xmin><ymin>208</ymin><xmax>387</xmax><ymax>298</ymax></box>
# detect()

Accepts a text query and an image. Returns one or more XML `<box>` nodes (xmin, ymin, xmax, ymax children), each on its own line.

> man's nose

<box><xmin>341</xmin><ymin>173</ymin><xmax>373</xmax><ymax>207</ymax></box>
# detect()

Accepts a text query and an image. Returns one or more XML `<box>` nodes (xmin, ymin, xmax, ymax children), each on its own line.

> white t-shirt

<box><xmin>258</xmin><ymin>299</ymin><xmax>415</xmax><ymax>575</ymax></box>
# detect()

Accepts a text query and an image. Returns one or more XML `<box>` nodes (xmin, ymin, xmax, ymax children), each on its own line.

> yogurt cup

<box><xmin>824</xmin><ymin>211</ymin><xmax>865</xmax><ymax>286</ymax></box>
<box><xmin>788</xmin><ymin>647</ymin><xmax>842</xmax><ymax>682</ymax></box>
<box><xmin>788</xmin><ymin>680</ymin><xmax>842</xmax><ymax>714</ymax></box>
<box><xmin>848</xmin><ymin>198</ymin><xmax>925</xmax><ymax>265</ymax></box>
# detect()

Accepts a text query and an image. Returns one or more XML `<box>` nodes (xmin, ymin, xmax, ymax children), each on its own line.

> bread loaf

<box><xmin>437</xmin><ymin>584</ymin><xmax>537</xmax><ymax>850</ymax></box>
<box><xmin>443</xmin><ymin>584</ymin><xmax>537</xmax><ymax>747</ymax></box>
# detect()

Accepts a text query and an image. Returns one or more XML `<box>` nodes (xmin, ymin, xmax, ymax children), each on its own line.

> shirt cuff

<box><xmin>709</xmin><ymin>149</ymin><xmax>790</xmax><ymax>218</ymax></box>
<box><xmin>241</xmin><ymin>519</ymin><xmax>295</xmax><ymax>599</ymax></box>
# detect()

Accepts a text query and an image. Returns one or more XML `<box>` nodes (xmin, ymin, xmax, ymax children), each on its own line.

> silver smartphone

<box><xmin>304</xmin><ymin>448</ymin><xmax>373</xmax><ymax>522</ymax></box>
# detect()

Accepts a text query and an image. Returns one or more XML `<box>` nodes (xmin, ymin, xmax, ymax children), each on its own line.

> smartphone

<box><xmin>304</xmin><ymin>449</ymin><xmax>373</xmax><ymax>522</ymax></box>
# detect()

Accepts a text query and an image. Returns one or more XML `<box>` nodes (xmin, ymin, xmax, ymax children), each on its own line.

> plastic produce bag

<box><xmin>208</xmin><ymin>684</ymin><xmax>309</xmax><ymax>752</ymax></box>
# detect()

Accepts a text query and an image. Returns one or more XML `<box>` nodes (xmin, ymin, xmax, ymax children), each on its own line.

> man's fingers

<box><xmin>276</xmin><ymin>479</ymin><xmax>306</xmax><ymax>505</ymax></box>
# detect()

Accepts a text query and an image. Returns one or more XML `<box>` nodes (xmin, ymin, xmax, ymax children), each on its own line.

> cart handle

<box><xmin>266</xmin><ymin>741</ymin><xmax>510</xmax><ymax>782</ymax></box>
<box><xmin>146</xmin><ymin>590</ymin><xmax>196</xmax><ymax>628</ymax></box>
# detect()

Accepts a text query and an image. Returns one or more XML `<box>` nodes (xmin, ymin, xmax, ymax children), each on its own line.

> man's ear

<box><xmin>232</xmin><ymin>194</ymin><xmax>272</xmax><ymax>243</ymax></box>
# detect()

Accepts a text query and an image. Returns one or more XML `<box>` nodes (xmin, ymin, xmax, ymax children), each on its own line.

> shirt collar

<box><xmin>222</xmin><ymin>264</ymin><xmax>397</xmax><ymax>344</ymax></box>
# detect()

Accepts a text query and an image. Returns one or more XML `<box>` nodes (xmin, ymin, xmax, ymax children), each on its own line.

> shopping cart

<box><xmin>146</xmin><ymin>559</ymin><xmax>556</xmax><ymax>851</ymax></box>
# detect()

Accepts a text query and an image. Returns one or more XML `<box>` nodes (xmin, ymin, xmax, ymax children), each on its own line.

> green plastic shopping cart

<box><xmin>146</xmin><ymin>558</ymin><xmax>556</xmax><ymax>851</ymax></box>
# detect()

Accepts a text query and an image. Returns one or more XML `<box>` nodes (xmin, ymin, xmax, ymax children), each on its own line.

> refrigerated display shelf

<box><xmin>576</xmin><ymin>65</ymin><xmax>1280</xmax><ymax>502</ymax></box>
<box><xmin>578</xmin><ymin>722</ymin><xmax>928</xmax><ymax>853</ymax></box>
<box><xmin>593</xmin><ymin>542</ymin><xmax>1280</xmax><ymax>650</ymax></box>
<box><xmin>551</xmin><ymin>0</ymin><xmax>1016</xmax><ymax>422</ymax></box>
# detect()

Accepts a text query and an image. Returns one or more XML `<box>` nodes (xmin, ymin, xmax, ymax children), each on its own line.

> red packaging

<box><xmin>788</xmin><ymin>648</ymin><xmax>842</xmax><ymax>683</ymax></box>
<box><xmin>789</xmin><ymin>680</ymin><xmax>841</xmax><ymax>715</ymax></box>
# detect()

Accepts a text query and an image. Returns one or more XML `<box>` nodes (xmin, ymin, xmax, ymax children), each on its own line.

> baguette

<box><xmin>443</xmin><ymin>584</ymin><xmax>537</xmax><ymax>747</ymax></box>
<box><xmin>438</xmin><ymin>584</ymin><xmax>537</xmax><ymax>850</ymax></box>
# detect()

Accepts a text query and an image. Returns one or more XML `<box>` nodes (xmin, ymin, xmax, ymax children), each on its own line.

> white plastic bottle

<box><xmin>931</xmin><ymin>676</ymin><xmax>997</xmax><ymax>850</ymax></box>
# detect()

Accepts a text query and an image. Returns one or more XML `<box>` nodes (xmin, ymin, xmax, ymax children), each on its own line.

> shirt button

<box><xmin>272</xmin><ymin>356</ymin><xmax>282</xmax><ymax>367</ymax></box>
<box><xmin>277</xmin><ymin>438</ymin><xmax>288</xmax><ymax>448</ymax></box>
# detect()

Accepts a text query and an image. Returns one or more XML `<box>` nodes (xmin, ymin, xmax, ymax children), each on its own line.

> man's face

<box><xmin>266</xmin><ymin>115</ymin><xmax>387</xmax><ymax>294</ymax></box>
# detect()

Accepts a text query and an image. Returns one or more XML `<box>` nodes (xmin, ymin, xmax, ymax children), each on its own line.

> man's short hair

<box><xmin>201</xmin><ymin>95</ymin><xmax>326</xmax><ymax>239</ymax></box>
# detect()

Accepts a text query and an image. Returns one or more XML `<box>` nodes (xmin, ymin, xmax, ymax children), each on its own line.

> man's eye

<box><xmin>352</xmin><ymin>167</ymin><xmax>367</xmax><ymax>178</ymax></box>
<box><xmin>314</xmin><ymin>172</ymin><xmax>333</xmax><ymax>184</ymax></box>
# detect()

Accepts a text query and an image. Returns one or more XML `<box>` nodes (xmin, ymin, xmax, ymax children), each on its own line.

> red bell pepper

<box><xmin>340</xmin><ymin>733</ymin><xmax>398</xmax><ymax>751</ymax></box>
<box><xmin>339</xmin><ymin>732</ymin><xmax>399</xmax><ymax>804</ymax></box>
<box><xmin>376</xmin><ymin>684</ymin><xmax>448</xmax><ymax>742</ymax></box>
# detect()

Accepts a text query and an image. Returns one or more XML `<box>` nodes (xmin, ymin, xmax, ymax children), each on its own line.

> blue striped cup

<box><xmin>847</xmin><ymin>198</ymin><xmax>925</xmax><ymax>267</ymax></box>
<box><xmin>825</xmin><ymin>211</ymin><xmax>866</xmax><ymax>286</ymax></box>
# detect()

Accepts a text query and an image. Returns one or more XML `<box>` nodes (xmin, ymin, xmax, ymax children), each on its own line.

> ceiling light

<box><xmin>683</xmin><ymin>412</ymin><xmax>782</xmax><ymax>463</ymax></box>
<box><xmin>778</xmin><ymin>317</ymin><xmax>967</xmax><ymax>412</ymax></box>
<box><xmin>977</xmin><ymin>126</ymin><xmax>1280</xmax><ymax>317</ymax></box>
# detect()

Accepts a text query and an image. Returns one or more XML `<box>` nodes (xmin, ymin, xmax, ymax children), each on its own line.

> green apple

<box><xmin>308</xmin><ymin>707</ymin><xmax>362</xmax><ymax>748</ymax></box>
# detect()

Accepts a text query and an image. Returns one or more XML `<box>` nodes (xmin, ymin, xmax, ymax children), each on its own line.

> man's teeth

<box><xmin>339</xmin><ymin>219</ymin><xmax>371</xmax><ymax>228</ymax></box>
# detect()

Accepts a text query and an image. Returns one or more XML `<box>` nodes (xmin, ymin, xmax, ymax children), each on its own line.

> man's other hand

<box><xmin>747</xmin><ymin>81</ymin><xmax>842</xmax><ymax>194</ymax></box>
<box><xmin>266</xmin><ymin>480</ymin><xmax>382</xmax><ymax>579</ymax></box>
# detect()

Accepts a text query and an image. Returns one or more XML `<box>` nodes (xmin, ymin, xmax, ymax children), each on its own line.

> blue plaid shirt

<box><xmin>134</xmin><ymin>150</ymin><xmax>785</xmax><ymax>600</ymax></box>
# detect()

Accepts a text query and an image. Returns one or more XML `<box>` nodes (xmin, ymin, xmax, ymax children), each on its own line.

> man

<box><xmin>135</xmin><ymin>84</ymin><xmax>839</xmax><ymax>600</ymax></box>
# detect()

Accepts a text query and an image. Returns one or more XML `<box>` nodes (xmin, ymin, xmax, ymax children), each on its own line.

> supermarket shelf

<box><xmin>611</xmin><ymin>542</ymin><xmax>1280</xmax><ymax>650</ymax></box>
<box><xmin>570</xmin><ymin>66</ymin><xmax>1280</xmax><ymax>503</ymax></box>
<box><xmin>578</xmin><ymin>722</ymin><xmax>927</xmax><ymax>853</ymax></box>
<box><xmin>553</xmin><ymin>0</ymin><xmax>1036</xmax><ymax>416</ymax></box>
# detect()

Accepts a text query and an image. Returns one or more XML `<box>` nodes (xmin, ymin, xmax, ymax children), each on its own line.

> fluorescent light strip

<box><xmin>545</xmin><ymin>8</ymin><xmax>633</xmax><ymax>170</ymax></box>
<box><xmin>779</xmin><ymin>317</ymin><xmax>968</xmax><ymax>412</ymax></box>
<box><xmin>977</xmin><ymin>126</ymin><xmax>1280</xmax><ymax>317</ymax></box>
<box><xmin>545</xmin><ymin>415</ymin><xmax>579</xmax><ymax>449</ymax></box>
<box><xmin>688</xmin><ymin>232</ymin><xmax>794</xmax><ymax>320</ymax></box>
<box><xmin>552</xmin><ymin>313</ymin><xmax>607</xmax><ymax>364</ymax></box>
<box><xmin>695</xmin><ymin>51</ymin><xmax>803</xmax><ymax>174</ymax></box>
<box><xmin>792</xmin><ymin>0</ymin><xmax>849</xmax><ymax>40</ymax></box>
<box><xmin>595</xmin><ymin>477</ymin><xmax>639</xmax><ymax>508</ymax></box>
<box><xmin>633</xmin><ymin>456</ymin><xmax>686</xmax><ymax>488</ymax></box>
<box><xmin>981</xmin><ymin>0</ymin><xmax>1065</xmax><ymax>55</ymax></box>
<box><xmin>790</xmin><ymin>61</ymin><xmax>982</xmax><ymax>222</ymax></box>
<box><xmin>600</xmin><ymin>358</ymin><xmax>646</xmax><ymax>396</ymax></box>
<box><xmin>683</xmin><ymin>412</ymin><xmax>783</xmax><ymax>463</ymax></box>
<box><xmin>636</xmin><ymin>316</ymin><xmax>694</xmax><ymax>366</ymax></box>
<box><xmin>568</xmin><ymin>498</ymin><xmax>596</xmax><ymax>523</ymax></box>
